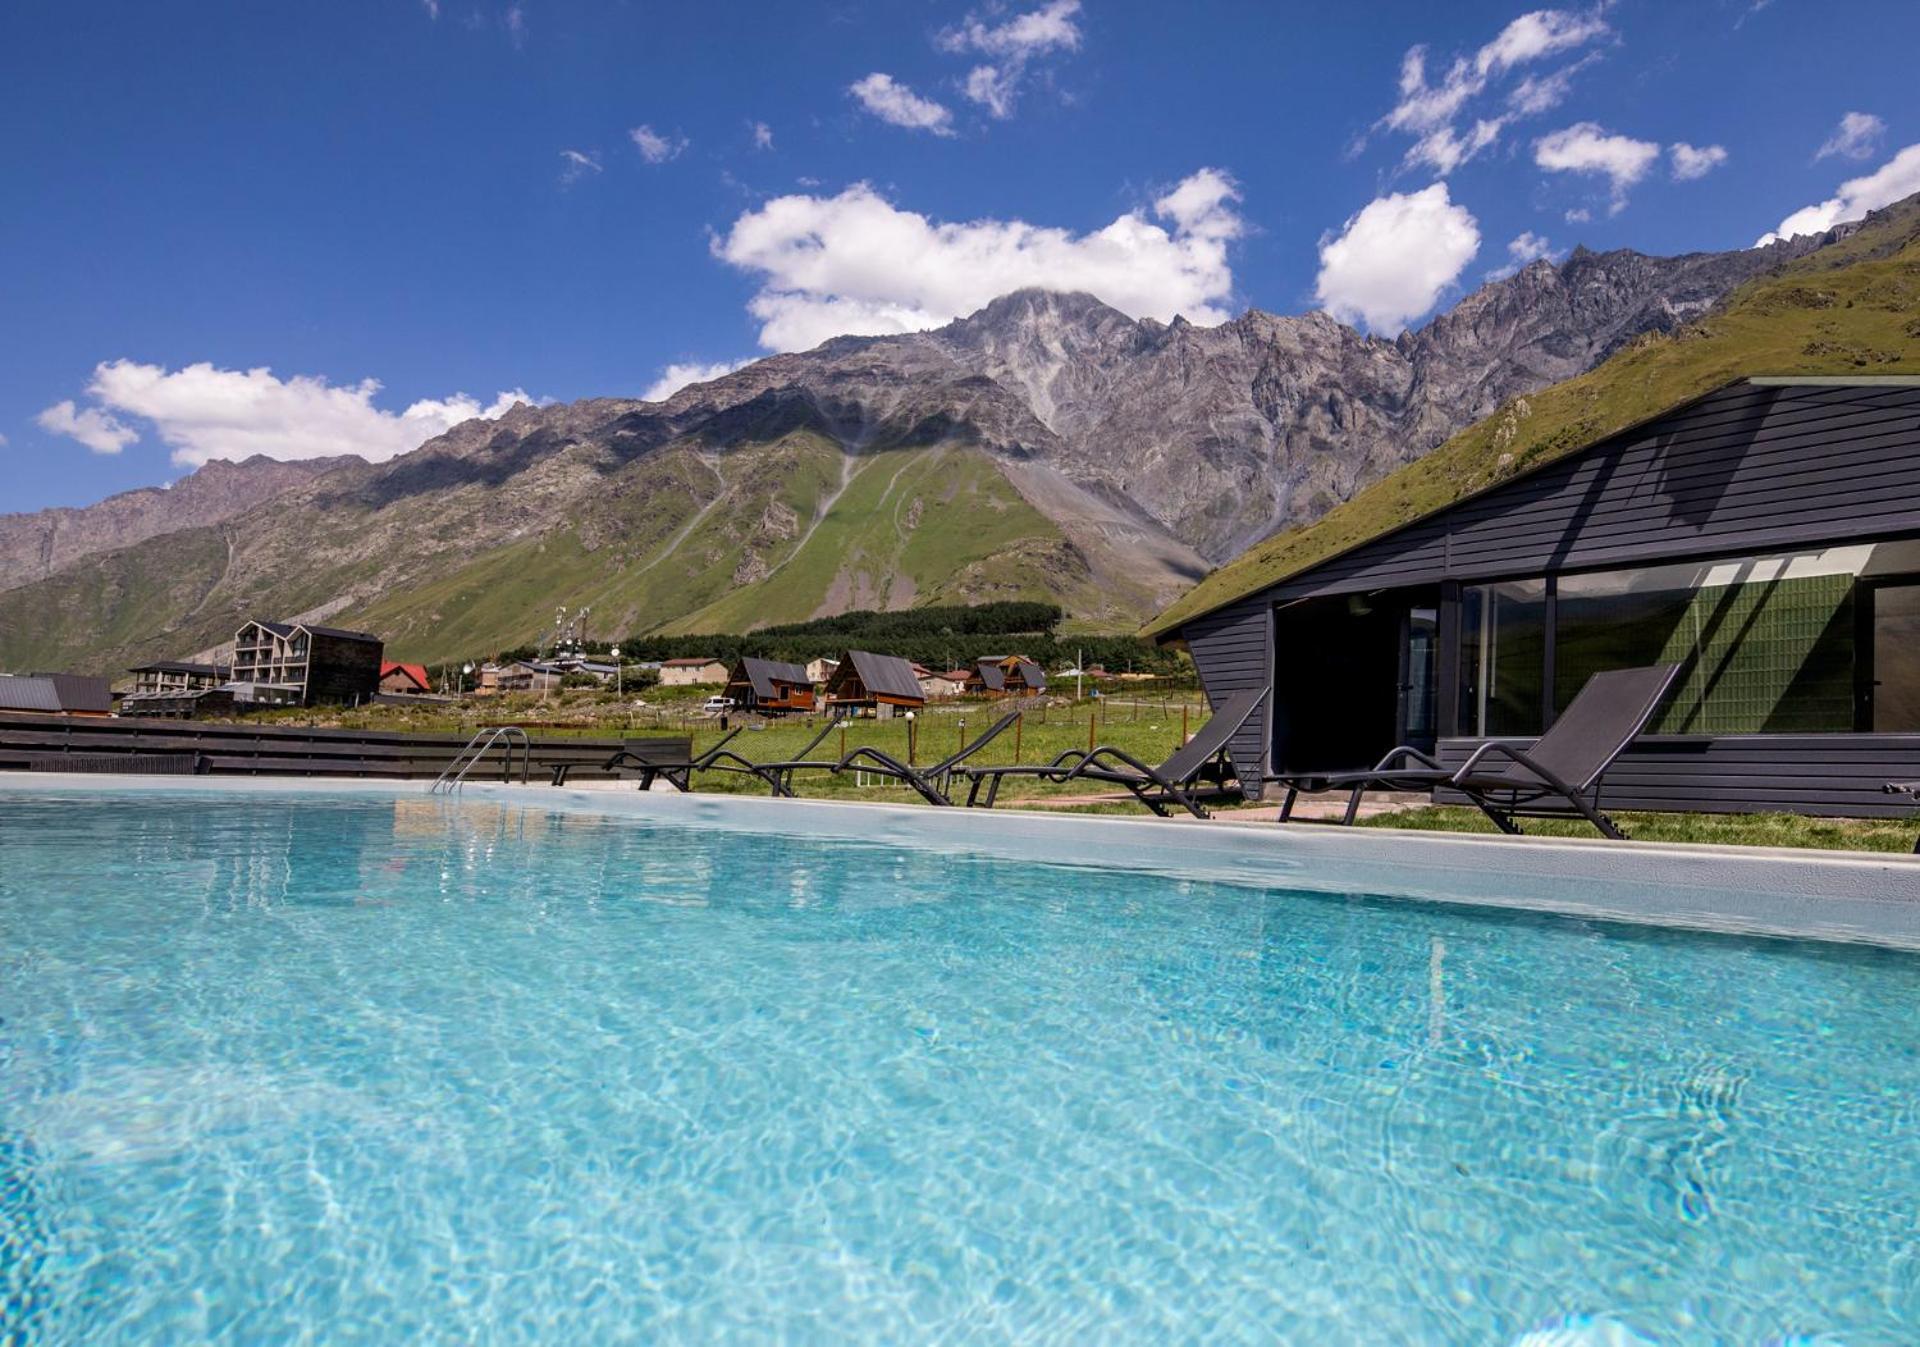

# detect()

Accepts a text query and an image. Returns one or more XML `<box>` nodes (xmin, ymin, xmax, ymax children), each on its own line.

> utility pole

<box><xmin>1077</xmin><ymin>646</ymin><xmax>1083</xmax><ymax>702</ymax></box>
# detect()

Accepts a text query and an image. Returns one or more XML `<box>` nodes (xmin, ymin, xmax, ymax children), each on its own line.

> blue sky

<box><xmin>4</xmin><ymin>0</ymin><xmax>1918</xmax><ymax>512</ymax></box>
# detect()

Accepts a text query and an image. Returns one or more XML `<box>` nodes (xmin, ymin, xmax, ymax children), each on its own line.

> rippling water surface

<box><xmin>2</xmin><ymin>789</ymin><xmax>1917</xmax><ymax>1344</ymax></box>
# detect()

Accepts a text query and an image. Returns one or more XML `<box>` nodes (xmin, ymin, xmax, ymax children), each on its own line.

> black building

<box><xmin>1158</xmin><ymin>377</ymin><xmax>1920</xmax><ymax>817</ymax></box>
<box><xmin>230</xmin><ymin>620</ymin><xmax>383</xmax><ymax>707</ymax></box>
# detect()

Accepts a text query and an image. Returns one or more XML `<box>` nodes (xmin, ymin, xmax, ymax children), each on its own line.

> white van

<box><xmin>699</xmin><ymin>695</ymin><xmax>736</xmax><ymax>716</ymax></box>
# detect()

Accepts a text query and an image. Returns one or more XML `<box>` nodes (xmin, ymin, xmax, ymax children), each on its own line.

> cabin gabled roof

<box><xmin>831</xmin><ymin>650</ymin><xmax>925</xmax><ymax>701</ymax></box>
<box><xmin>734</xmin><ymin>657</ymin><xmax>810</xmax><ymax>699</ymax></box>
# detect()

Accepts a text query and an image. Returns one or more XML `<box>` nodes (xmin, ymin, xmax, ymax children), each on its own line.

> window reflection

<box><xmin>1556</xmin><ymin>554</ymin><xmax>1857</xmax><ymax>734</ymax></box>
<box><xmin>1458</xmin><ymin>580</ymin><xmax>1546</xmax><ymax>736</ymax></box>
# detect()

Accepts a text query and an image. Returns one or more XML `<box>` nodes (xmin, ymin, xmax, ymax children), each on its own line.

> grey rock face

<box><xmin>0</xmin><ymin>454</ymin><xmax>360</xmax><ymax>593</ymax></box>
<box><xmin>608</xmin><ymin>233</ymin><xmax>1822</xmax><ymax>563</ymax></box>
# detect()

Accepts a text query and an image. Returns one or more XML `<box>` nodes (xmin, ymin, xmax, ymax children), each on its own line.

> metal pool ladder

<box><xmin>431</xmin><ymin>726</ymin><xmax>531</xmax><ymax>794</ymax></box>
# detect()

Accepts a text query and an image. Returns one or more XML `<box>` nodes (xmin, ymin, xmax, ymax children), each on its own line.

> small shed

<box><xmin>726</xmin><ymin>657</ymin><xmax>816</xmax><ymax>714</ymax></box>
<box><xmin>824</xmin><ymin>650</ymin><xmax>926</xmax><ymax>717</ymax></box>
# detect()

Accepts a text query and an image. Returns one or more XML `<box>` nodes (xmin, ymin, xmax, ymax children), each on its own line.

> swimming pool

<box><xmin>3</xmin><ymin>786</ymin><xmax>1917</xmax><ymax>1343</ymax></box>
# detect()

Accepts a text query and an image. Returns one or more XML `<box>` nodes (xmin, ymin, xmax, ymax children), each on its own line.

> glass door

<box><xmin>1399</xmin><ymin>606</ymin><xmax>1438</xmax><ymax>751</ymax></box>
<box><xmin>1863</xmin><ymin>578</ymin><xmax>1920</xmax><ymax>731</ymax></box>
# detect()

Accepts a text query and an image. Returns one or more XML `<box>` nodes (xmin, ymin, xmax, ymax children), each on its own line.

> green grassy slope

<box><xmin>352</xmin><ymin>446</ymin><xmax>1072</xmax><ymax>663</ymax></box>
<box><xmin>0</xmin><ymin>526</ymin><xmax>232</xmax><ymax>670</ymax></box>
<box><xmin>1147</xmin><ymin>199</ymin><xmax>1920</xmax><ymax>636</ymax></box>
<box><xmin>669</xmin><ymin>445</ymin><xmax>1065</xmax><ymax>634</ymax></box>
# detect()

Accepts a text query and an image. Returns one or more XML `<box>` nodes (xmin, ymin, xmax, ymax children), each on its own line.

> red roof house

<box><xmin>379</xmin><ymin>661</ymin><xmax>433</xmax><ymax>695</ymax></box>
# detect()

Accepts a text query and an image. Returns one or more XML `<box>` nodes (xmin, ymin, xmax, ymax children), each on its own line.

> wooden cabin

<box><xmin>967</xmin><ymin>655</ymin><xmax>1049</xmax><ymax>697</ymax></box>
<box><xmin>823</xmin><ymin>650</ymin><xmax>926</xmax><ymax>718</ymax></box>
<box><xmin>725</xmin><ymin>657</ymin><xmax>816</xmax><ymax>715</ymax></box>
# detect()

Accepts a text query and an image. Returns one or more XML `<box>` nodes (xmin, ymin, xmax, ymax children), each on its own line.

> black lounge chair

<box><xmin>696</xmin><ymin>719</ymin><xmax>844</xmax><ymax>797</ymax></box>
<box><xmin>1308</xmin><ymin>662</ymin><xmax>1682</xmax><ymax>839</ymax></box>
<box><xmin>958</xmin><ymin>688</ymin><xmax>1267</xmax><ymax>819</ymax></box>
<box><xmin>829</xmin><ymin>710</ymin><xmax>1025</xmax><ymax>806</ymax></box>
<box><xmin>551</xmin><ymin>729</ymin><xmax>742</xmax><ymax>789</ymax></box>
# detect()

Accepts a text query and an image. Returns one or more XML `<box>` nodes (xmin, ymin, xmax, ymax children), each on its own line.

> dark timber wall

<box><xmin>1435</xmin><ymin>734</ymin><xmax>1920</xmax><ymax>819</ymax></box>
<box><xmin>1182</xmin><ymin>600</ymin><xmax>1271</xmax><ymax>797</ymax></box>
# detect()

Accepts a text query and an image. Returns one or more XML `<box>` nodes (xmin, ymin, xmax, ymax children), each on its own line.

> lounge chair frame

<box><xmin>958</xmin><ymin>688</ymin><xmax>1266</xmax><ymax>819</ymax></box>
<box><xmin>829</xmin><ymin>710</ymin><xmax>1024</xmax><ymax>806</ymax></box>
<box><xmin>695</xmin><ymin>719</ymin><xmax>844</xmax><ymax>796</ymax></box>
<box><xmin>1302</xmin><ymin>663</ymin><xmax>1682</xmax><ymax>839</ymax></box>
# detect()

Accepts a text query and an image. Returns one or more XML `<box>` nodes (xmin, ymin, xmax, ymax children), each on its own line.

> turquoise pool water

<box><xmin>1</xmin><ymin>789</ymin><xmax>1916</xmax><ymax>1344</ymax></box>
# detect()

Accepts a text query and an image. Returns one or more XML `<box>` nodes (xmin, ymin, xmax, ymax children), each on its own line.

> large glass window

<box><xmin>1555</xmin><ymin>551</ymin><xmax>1861</xmax><ymax>735</ymax></box>
<box><xmin>1458</xmin><ymin>580</ymin><xmax>1547</xmax><ymax>736</ymax></box>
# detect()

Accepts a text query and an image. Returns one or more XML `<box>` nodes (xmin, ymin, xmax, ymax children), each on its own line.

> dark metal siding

<box><xmin>1263</xmin><ymin>382</ymin><xmax>1920</xmax><ymax>601</ymax></box>
<box><xmin>1434</xmin><ymin>734</ymin><xmax>1920</xmax><ymax>820</ymax></box>
<box><xmin>304</xmin><ymin>633</ymin><xmax>384</xmax><ymax>706</ymax></box>
<box><xmin>1183</xmin><ymin>598</ymin><xmax>1272</xmax><ymax>796</ymax></box>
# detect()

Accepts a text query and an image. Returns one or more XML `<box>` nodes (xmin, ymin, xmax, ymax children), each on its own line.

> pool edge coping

<box><xmin>8</xmin><ymin>771</ymin><xmax>1920</xmax><ymax>951</ymax></box>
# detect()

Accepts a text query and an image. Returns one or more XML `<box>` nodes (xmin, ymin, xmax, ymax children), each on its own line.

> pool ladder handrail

<box><xmin>431</xmin><ymin>726</ymin><xmax>532</xmax><ymax>794</ymax></box>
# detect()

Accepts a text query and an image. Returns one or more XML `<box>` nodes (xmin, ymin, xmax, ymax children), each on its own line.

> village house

<box><xmin>378</xmin><ymin>661</ymin><xmax>434</xmax><ymax>696</ymax></box>
<box><xmin>967</xmin><ymin>655</ymin><xmax>1049</xmax><ymax>698</ymax></box>
<box><xmin>658</xmin><ymin>657</ymin><xmax>729</xmax><ymax>687</ymax></box>
<box><xmin>919</xmin><ymin>668</ymin><xmax>971</xmax><ymax>700</ymax></box>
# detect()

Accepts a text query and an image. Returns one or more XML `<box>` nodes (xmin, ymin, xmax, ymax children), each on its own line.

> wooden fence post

<box><xmin>1181</xmin><ymin>703</ymin><xmax>1189</xmax><ymax>745</ymax></box>
<box><xmin>1088</xmin><ymin>714</ymin><xmax>1096</xmax><ymax>753</ymax></box>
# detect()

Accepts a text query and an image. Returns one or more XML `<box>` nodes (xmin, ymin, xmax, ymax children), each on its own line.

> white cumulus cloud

<box><xmin>942</xmin><ymin>0</ymin><xmax>1083</xmax><ymax>119</ymax></box>
<box><xmin>37</xmin><ymin>400</ymin><xmax>139</xmax><ymax>455</ymax></box>
<box><xmin>712</xmin><ymin>168</ymin><xmax>1244</xmax><ymax>351</ymax></box>
<box><xmin>1669</xmin><ymin>142</ymin><xmax>1728</xmax><ymax>181</ymax></box>
<box><xmin>1534</xmin><ymin>122</ymin><xmax>1660</xmax><ymax>212</ymax></box>
<box><xmin>940</xmin><ymin>0</ymin><xmax>1082</xmax><ymax>58</ymax></box>
<box><xmin>849</xmin><ymin>73</ymin><xmax>954</xmax><ymax>135</ymax></box>
<box><xmin>1817</xmin><ymin>111</ymin><xmax>1885</xmax><ymax>162</ymax></box>
<box><xmin>1315</xmin><ymin>184</ymin><xmax>1481</xmax><ymax>334</ymax></box>
<box><xmin>1380</xmin><ymin>8</ymin><xmax>1609</xmax><ymax>175</ymax></box>
<box><xmin>630</xmin><ymin>124</ymin><xmax>688</xmax><ymax>164</ymax></box>
<box><xmin>1757</xmin><ymin>142</ymin><xmax>1920</xmax><ymax>245</ymax></box>
<box><xmin>641</xmin><ymin>360</ymin><xmax>752</xmax><ymax>402</ymax></box>
<box><xmin>38</xmin><ymin>361</ymin><xmax>534</xmax><ymax>467</ymax></box>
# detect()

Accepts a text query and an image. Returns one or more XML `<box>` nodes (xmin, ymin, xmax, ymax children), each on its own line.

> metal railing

<box><xmin>430</xmin><ymin>726</ymin><xmax>531</xmax><ymax>794</ymax></box>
